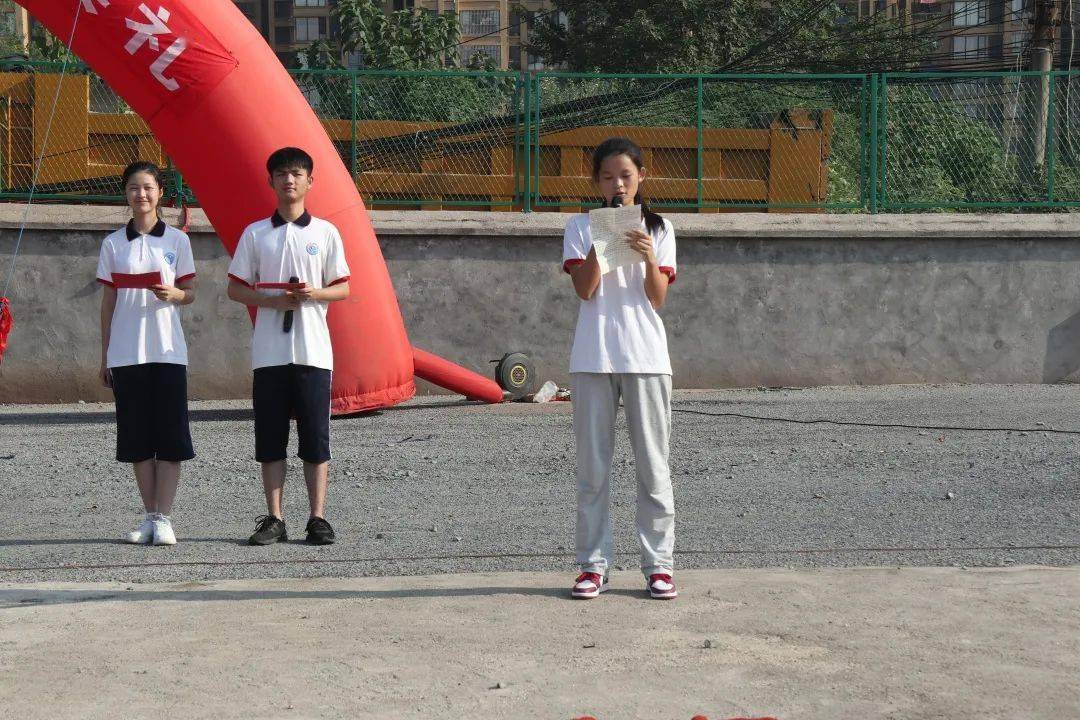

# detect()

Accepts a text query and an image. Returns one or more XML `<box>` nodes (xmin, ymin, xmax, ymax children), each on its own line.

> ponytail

<box><xmin>634</xmin><ymin>192</ymin><xmax>665</xmax><ymax>237</ymax></box>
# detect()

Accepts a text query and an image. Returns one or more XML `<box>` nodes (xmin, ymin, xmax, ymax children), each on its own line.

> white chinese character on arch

<box><xmin>150</xmin><ymin>37</ymin><xmax>186</xmax><ymax>92</ymax></box>
<box><xmin>80</xmin><ymin>0</ymin><xmax>109</xmax><ymax>15</ymax></box>
<box><xmin>124</xmin><ymin>4</ymin><xmax>187</xmax><ymax>92</ymax></box>
<box><xmin>125</xmin><ymin>4</ymin><xmax>173</xmax><ymax>54</ymax></box>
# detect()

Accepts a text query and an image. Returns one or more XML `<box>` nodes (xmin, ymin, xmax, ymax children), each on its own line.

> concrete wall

<box><xmin>2</xmin><ymin>205</ymin><xmax>1080</xmax><ymax>403</ymax></box>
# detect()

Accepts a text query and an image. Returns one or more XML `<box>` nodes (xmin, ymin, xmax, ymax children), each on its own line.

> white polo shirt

<box><xmin>96</xmin><ymin>219</ymin><xmax>196</xmax><ymax>368</ymax></box>
<box><xmin>227</xmin><ymin>211</ymin><xmax>351</xmax><ymax>371</ymax></box>
<box><xmin>562</xmin><ymin>212</ymin><xmax>677</xmax><ymax>375</ymax></box>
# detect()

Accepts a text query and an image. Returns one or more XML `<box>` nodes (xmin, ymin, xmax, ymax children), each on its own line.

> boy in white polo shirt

<box><xmin>226</xmin><ymin>147</ymin><xmax>351</xmax><ymax>546</ymax></box>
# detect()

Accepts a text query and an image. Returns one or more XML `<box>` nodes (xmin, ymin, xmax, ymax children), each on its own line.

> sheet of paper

<box><xmin>588</xmin><ymin>204</ymin><xmax>643</xmax><ymax>274</ymax></box>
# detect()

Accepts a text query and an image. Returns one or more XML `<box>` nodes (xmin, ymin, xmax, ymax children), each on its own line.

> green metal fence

<box><xmin>0</xmin><ymin>60</ymin><xmax>1077</xmax><ymax>212</ymax></box>
<box><xmin>878</xmin><ymin>71</ymin><xmax>1078</xmax><ymax>210</ymax></box>
<box><xmin>530</xmin><ymin>72</ymin><xmax>868</xmax><ymax>212</ymax></box>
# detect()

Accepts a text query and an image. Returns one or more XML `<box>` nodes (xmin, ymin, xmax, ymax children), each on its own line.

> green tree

<box><xmin>881</xmin><ymin>84</ymin><xmax>1022</xmax><ymax>206</ymax></box>
<box><xmin>0</xmin><ymin>25</ymin><xmax>76</xmax><ymax>62</ymax></box>
<box><xmin>303</xmin><ymin>0</ymin><xmax>464</xmax><ymax>71</ymax></box>
<box><xmin>528</xmin><ymin>0</ymin><xmax>936</xmax><ymax>74</ymax></box>
<box><xmin>298</xmin><ymin>0</ymin><xmax>515</xmax><ymax>126</ymax></box>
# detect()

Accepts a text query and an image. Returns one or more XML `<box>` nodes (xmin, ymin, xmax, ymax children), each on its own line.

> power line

<box><xmin>715</xmin><ymin>0</ymin><xmax>841</xmax><ymax>73</ymax></box>
<box><xmin>743</xmin><ymin>3</ymin><xmax>1032</xmax><ymax>74</ymax></box>
<box><xmin>749</xmin><ymin>4</ymin><xmax>977</xmax><ymax>67</ymax></box>
<box><xmin>314</xmin><ymin>4</ymin><xmax>562</xmax><ymax>71</ymax></box>
<box><xmin>423</xmin><ymin>5</ymin><xmax>560</xmax><ymax>69</ymax></box>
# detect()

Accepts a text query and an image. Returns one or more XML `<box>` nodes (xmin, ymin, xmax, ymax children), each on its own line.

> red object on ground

<box><xmin>0</xmin><ymin>297</ymin><xmax>11</xmax><ymax>363</ymax></box>
<box><xmin>16</xmin><ymin>0</ymin><xmax>502</xmax><ymax>414</ymax></box>
<box><xmin>413</xmin><ymin>347</ymin><xmax>505</xmax><ymax>404</ymax></box>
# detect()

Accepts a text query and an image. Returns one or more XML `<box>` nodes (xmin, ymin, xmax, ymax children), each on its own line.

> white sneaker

<box><xmin>647</xmin><ymin>573</ymin><xmax>678</xmax><ymax>600</ymax></box>
<box><xmin>152</xmin><ymin>514</ymin><xmax>177</xmax><ymax>545</ymax></box>
<box><xmin>571</xmin><ymin>572</ymin><xmax>608</xmax><ymax>599</ymax></box>
<box><xmin>125</xmin><ymin>515</ymin><xmax>155</xmax><ymax>544</ymax></box>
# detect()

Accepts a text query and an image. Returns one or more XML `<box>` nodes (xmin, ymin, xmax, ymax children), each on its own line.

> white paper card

<box><xmin>588</xmin><ymin>204</ymin><xmax>643</xmax><ymax>274</ymax></box>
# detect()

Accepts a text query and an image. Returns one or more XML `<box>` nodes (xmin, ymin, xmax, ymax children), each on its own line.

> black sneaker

<box><xmin>305</xmin><ymin>516</ymin><xmax>336</xmax><ymax>545</ymax></box>
<box><xmin>249</xmin><ymin>515</ymin><xmax>287</xmax><ymax>545</ymax></box>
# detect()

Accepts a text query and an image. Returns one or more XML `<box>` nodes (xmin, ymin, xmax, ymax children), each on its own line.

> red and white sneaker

<box><xmin>647</xmin><ymin>573</ymin><xmax>678</xmax><ymax>599</ymax></box>
<box><xmin>571</xmin><ymin>572</ymin><xmax>608</xmax><ymax>599</ymax></box>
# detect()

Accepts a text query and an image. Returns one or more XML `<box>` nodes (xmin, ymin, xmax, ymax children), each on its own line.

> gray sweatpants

<box><xmin>572</xmin><ymin>372</ymin><xmax>674</xmax><ymax>577</ymax></box>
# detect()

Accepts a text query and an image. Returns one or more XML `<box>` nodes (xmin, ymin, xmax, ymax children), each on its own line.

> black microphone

<box><xmin>612</xmin><ymin>194</ymin><xmax>625</xmax><ymax>207</ymax></box>
<box><xmin>283</xmin><ymin>275</ymin><xmax>298</xmax><ymax>333</ymax></box>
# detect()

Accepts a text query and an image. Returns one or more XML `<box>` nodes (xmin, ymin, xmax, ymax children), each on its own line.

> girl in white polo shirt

<box><xmin>562</xmin><ymin>137</ymin><xmax>678</xmax><ymax>600</ymax></box>
<box><xmin>97</xmin><ymin>161</ymin><xmax>197</xmax><ymax>546</ymax></box>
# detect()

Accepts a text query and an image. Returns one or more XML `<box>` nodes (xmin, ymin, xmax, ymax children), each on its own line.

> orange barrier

<box><xmin>0</xmin><ymin>71</ymin><xmax>832</xmax><ymax>213</ymax></box>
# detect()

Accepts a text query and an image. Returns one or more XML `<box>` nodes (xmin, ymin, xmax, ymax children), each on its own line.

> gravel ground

<box><xmin>1</xmin><ymin>384</ymin><xmax>1078</xmax><ymax>583</ymax></box>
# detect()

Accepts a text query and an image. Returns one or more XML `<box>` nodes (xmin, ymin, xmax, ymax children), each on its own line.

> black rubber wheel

<box><xmin>494</xmin><ymin>352</ymin><xmax>537</xmax><ymax>399</ymax></box>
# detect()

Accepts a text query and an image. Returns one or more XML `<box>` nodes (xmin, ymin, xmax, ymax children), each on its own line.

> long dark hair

<box><xmin>591</xmin><ymin>137</ymin><xmax>664</xmax><ymax>236</ymax></box>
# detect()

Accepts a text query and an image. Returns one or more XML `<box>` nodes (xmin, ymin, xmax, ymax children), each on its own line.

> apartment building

<box><xmin>405</xmin><ymin>0</ymin><xmax>554</xmax><ymax>70</ymax></box>
<box><xmin>231</xmin><ymin>0</ymin><xmax>554</xmax><ymax>69</ymax></box>
<box><xmin>912</xmin><ymin>1</ymin><xmax>1037</xmax><ymax>69</ymax></box>
<box><xmin>837</xmin><ymin>0</ymin><xmax>914</xmax><ymax>22</ymax></box>
<box><xmin>0</xmin><ymin>0</ymin><xmax>30</xmax><ymax>55</ymax></box>
<box><xmin>233</xmin><ymin>0</ymin><xmax>338</xmax><ymax>68</ymax></box>
<box><xmin>835</xmin><ymin>1</ymin><xmax>1080</xmax><ymax>71</ymax></box>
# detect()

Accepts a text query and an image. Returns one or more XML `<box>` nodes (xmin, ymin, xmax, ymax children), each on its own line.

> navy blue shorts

<box><xmin>111</xmin><ymin>362</ymin><xmax>195</xmax><ymax>463</ymax></box>
<box><xmin>252</xmin><ymin>364</ymin><xmax>332</xmax><ymax>464</ymax></box>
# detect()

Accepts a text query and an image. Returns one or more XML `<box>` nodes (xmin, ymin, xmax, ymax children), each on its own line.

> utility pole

<box><xmin>1063</xmin><ymin>0</ymin><xmax>1075</xmax><ymax>160</ymax></box>
<box><xmin>14</xmin><ymin>7</ymin><xmax>30</xmax><ymax>54</ymax></box>
<box><xmin>1032</xmin><ymin>0</ymin><xmax>1060</xmax><ymax>170</ymax></box>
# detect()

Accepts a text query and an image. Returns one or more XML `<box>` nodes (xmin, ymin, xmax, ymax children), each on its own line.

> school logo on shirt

<box><xmin>163</xmin><ymin>252</ymin><xmax>176</xmax><ymax>266</ymax></box>
<box><xmin>306</xmin><ymin>243</ymin><xmax>319</xmax><ymax>256</ymax></box>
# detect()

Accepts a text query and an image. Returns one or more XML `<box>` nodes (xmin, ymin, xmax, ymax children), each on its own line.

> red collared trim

<box><xmin>227</xmin><ymin>273</ymin><xmax>253</xmax><ymax>288</ymax></box>
<box><xmin>659</xmin><ymin>266</ymin><xmax>676</xmax><ymax>285</ymax></box>
<box><xmin>563</xmin><ymin>259</ymin><xmax>585</xmax><ymax>274</ymax></box>
<box><xmin>96</xmin><ymin>278</ymin><xmax>115</xmax><ymax>288</ymax></box>
<box><xmin>327</xmin><ymin>275</ymin><xmax>350</xmax><ymax>287</ymax></box>
<box><xmin>175</xmin><ymin>273</ymin><xmax>196</xmax><ymax>284</ymax></box>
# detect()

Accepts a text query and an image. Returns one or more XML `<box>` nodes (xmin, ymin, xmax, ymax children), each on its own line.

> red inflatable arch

<box><xmin>15</xmin><ymin>0</ymin><xmax>504</xmax><ymax>412</ymax></box>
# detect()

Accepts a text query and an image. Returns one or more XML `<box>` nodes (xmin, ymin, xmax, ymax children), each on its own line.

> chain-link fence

<box><xmin>880</xmin><ymin>71</ymin><xmax>1071</xmax><ymax>209</ymax></box>
<box><xmin>0</xmin><ymin>59</ymin><xmax>184</xmax><ymax>203</ymax></box>
<box><xmin>530</xmin><ymin>73</ymin><xmax>868</xmax><ymax>212</ymax></box>
<box><xmin>1</xmin><ymin>60</ymin><xmax>1079</xmax><ymax>212</ymax></box>
<box><xmin>345</xmin><ymin>69</ymin><xmax>523</xmax><ymax>210</ymax></box>
<box><xmin>231</xmin><ymin>67</ymin><xmax>527</xmax><ymax>209</ymax></box>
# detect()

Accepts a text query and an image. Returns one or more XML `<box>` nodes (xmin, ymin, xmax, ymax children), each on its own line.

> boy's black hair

<box><xmin>591</xmin><ymin>136</ymin><xmax>664</xmax><ymax>236</ymax></box>
<box><xmin>122</xmin><ymin>160</ymin><xmax>165</xmax><ymax>190</ymax></box>
<box><xmin>266</xmin><ymin>146</ymin><xmax>314</xmax><ymax>176</ymax></box>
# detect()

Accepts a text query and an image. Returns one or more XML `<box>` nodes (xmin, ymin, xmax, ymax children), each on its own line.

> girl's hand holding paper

<box><xmin>588</xmin><ymin>204</ymin><xmax>646</xmax><ymax>274</ymax></box>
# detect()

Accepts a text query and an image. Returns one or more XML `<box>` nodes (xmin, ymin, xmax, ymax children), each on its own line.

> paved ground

<box><xmin>1</xmin><ymin>567</ymin><xmax>1077</xmax><ymax>719</ymax></box>
<box><xmin>1</xmin><ymin>384</ymin><xmax>1079</xmax><ymax>718</ymax></box>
